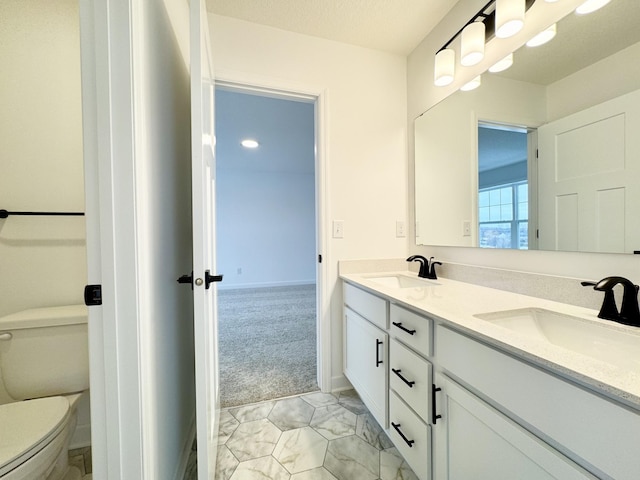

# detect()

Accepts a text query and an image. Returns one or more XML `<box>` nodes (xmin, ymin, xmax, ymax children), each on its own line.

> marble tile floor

<box><xmin>186</xmin><ymin>390</ymin><xmax>419</xmax><ymax>480</ymax></box>
<box><xmin>68</xmin><ymin>446</ymin><xmax>92</xmax><ymax>479</ymax></box>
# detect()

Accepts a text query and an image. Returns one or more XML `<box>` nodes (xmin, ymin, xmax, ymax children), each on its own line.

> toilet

<box><xmin>0</xmin><ymin>305</ymin><xmax>89</xmax><ymax>480</ymax></box>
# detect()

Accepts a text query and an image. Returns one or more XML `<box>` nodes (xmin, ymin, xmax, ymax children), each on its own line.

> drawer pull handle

<box><xmin>392</xmin><ymin>368</ymin><xmax>415</xmax><ymax>388</ymax></box>
<box><xmin>392</xmin><ymin>321</ymin><xmax>416</xmax><ymax>335</ymax></box>
<box><xmin>391</xmin><ymin>422</ymin><xmax>415</xmax><ymax>448</ymax></box>
<box><xmin>0</xmin><ymin>332</ymin><xmax>12</xmax><ymax>341</ymax></box>
<box><xmin>432</xmin><ymin>384</ymin><xmax>442</xmax><ymax>424</ymax></box>
<box><xmin>375</xmin><ymin>339</ymin><xmax>383</xmax><ymax>367</ymax></box>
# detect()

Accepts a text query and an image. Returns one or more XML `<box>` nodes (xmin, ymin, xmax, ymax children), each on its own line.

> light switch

<box><xmin>333</xmin><ymin>220</ymin><xmax>344</xmax><ymax>238</ymax></box>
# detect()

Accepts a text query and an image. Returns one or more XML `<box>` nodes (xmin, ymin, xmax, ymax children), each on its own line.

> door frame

<box><xmin>214</xmin><ymin>75</ymin><xmax>331</xmax><ymax>392</ymax></box>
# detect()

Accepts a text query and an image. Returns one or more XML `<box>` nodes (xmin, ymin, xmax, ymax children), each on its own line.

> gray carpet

<box><xmin>217</xmin><ymin>284</ymin><xmax>319</xmax><ymax>407</ymax></box>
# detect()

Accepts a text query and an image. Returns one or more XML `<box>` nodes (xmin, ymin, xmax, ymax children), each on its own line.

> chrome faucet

<box><xmin>581</xmin><ymin>276</ymin><xmax>640</xmax><ymax>327</ymax></box>
<box><xmin>406</xmin><ymin>255</ymin><xmax>441</xmax><ymax>280</ymax></box>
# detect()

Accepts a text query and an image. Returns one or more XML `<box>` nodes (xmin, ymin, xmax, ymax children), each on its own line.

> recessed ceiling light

<box><xmin>241</xmin><ymin>139</ymin><xmax>259</xmax><ymax>149</ymax></box>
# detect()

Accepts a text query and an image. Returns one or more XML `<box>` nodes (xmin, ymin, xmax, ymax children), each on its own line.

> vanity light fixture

<box><xmin>461</xmin><ymin>21</ymin><xmax>486</xmax><ymax>66</ymax></box>
<box><xmin>495</xmin><ymin>0</ymin><xmax>525</xmax><ymax>38</ymax></box>
<box><xmin>461</xmin><ymin>75</ymin><xmax>482</xmax><ymax>91</ymax></box>
<box><xmin>488</xmin><ymin>53</ymin><xmax>514</xmax><ymax>72</ymax></box>
<box><xmin>526</xmin><ymin>23</ymin><xmax>557</xmax><ymax>47</ymax></box>
<box><xmin>241</xmin><ymin>139</ymin><xmax>259</xmax><ymax>148</ymax></box>
<box><xmin>576</xmin><ymin>0</ymin><xmax>611</xmax><ymax>14</ymax></box>
<box><xmin>434</xmin><ymin>48</ymin><xmax>456</xmax><ymax>86</ymax></box>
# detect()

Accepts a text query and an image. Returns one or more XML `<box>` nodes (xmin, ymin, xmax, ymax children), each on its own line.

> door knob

<box><xmin>205</xmin><ymin>270</ymin><xmax>223</xmax><ymax>289</ymax></box>
<box><xmin>177</xmin><ymin>272</ymin><xmax>193</xmax><ymax>289</ymax></box>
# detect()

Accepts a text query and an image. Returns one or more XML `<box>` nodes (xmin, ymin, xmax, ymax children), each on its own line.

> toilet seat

<box><xmin>0</xmin><ymin>396</ymin><xmax>70</xmax><ymax>477</ymax></box>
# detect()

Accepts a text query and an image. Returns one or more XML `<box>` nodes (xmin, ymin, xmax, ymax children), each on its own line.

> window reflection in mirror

<box><xmin>478</xmin><ymin>123</ymin><xmax>530</xmax><ymax>250</ymax></box>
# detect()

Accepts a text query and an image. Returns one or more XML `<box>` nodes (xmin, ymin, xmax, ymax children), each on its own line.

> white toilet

<box><xmin>0</xmin><ymin>305</ymin><xmax>89</xmax><ymax>480</ymax></box>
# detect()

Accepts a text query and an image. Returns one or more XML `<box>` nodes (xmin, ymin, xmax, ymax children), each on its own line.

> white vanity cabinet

<box><xmin>343</xmin><ymin>283</ymin><xmax>389</xmax><ymax>427</ymax></box>
<box><xmin>342</xmin><ymin>277</ymin><xmax>640</xmax><ymax>480</ymax></box>
<box><xmin>432</xmin><ymin>373</ymin><xmax>596</xmax><ymax>480</ymax></box>
<box><xmin>434</xmin><ymin>325</ymin><xmax>640</xmax><ymax>480</ymax></box>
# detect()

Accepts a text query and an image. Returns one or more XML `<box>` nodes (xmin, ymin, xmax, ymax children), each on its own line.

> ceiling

<box><xmin>206</xmin><ymin>0</ymin><xmax>460</xmax><ymax>55</ymax></box>
<box><xmin>215</xmin><ymin>89</ymin><xmax>315</xmax><ymax>174</ymax></box>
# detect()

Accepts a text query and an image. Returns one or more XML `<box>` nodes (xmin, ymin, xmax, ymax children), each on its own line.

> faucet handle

<box><xmin>427</xmin><ymin>260</ymin><xmax>442</xmax><ymax>280</ymax></box>
<box><xmin>581</xmin><ymin>280</ymin><xmax>619</xmax><ymax>321</ymax></box>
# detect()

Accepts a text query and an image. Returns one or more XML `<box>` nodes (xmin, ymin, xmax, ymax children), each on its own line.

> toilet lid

<box><xmin>0</xmin><ymin>396</ymin><xmax>69</xmax><ymax>475</ymax></box>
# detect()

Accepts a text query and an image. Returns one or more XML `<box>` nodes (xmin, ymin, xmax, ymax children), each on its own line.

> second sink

<box><xmin>474</xmin><ymin>307</ymin><xmax>640</xmax><ymax>371</ymax></box>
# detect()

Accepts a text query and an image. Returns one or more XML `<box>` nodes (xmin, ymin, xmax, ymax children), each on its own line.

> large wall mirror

<box><xmin>415</xmin><ymin>0</ymin><xmax>640</xmax><ymax>254</ymax></box>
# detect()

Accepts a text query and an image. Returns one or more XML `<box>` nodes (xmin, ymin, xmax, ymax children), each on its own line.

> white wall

<box><xmin>217</xmin><ymin>170</ymin><xmax>316</xmax><ymax>288</ymax></box>
<box><xmin>0</xmin><ymin>0</ymin><xmax>86</xmax><ymax>318</ymax></box>
<box><xmin>0</xmin><ymin>0</ymin><xmax>88</xmax><ymax>414</ymax></box>
<box><xmin>407</xmin><ymin>0</ymin><xmax>640</xmax><ymax>285</ymax></box>
<box><xmin>210</xmin><ymin>14</ymin><xmax>408</xmax><ymax>389</ymax></box>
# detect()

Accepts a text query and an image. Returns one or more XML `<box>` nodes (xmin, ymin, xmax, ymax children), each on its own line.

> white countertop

<box><xmin>340</xmin><ymin>271</ymin><xmax>640</xmax><ymax>410</ymax></box>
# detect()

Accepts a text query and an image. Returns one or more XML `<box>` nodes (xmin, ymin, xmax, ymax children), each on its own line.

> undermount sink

<box><xmin>365</xmin><ymin>274</ymin><xmax>440</xmax><ymax>289</ymax></box>
<box><xmin>474</xmin><ymin>308</ymin><xmax>640</xmax><ymax>371</ymax></box>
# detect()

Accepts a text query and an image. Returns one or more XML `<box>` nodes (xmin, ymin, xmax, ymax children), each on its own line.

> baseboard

<box><xmin>174</xmin><ymin>414</ymin><xmax>196</xmax><ymax>480</ymax></box>
<box><xmin>218</xmin><ymin>280</ymin><xmax>315</xmax><ymax>291</ymax></box>
<box><xmin>330</xmin><ymin>374</ymin><xmax>352</xmax><ymax>393</ymax></box>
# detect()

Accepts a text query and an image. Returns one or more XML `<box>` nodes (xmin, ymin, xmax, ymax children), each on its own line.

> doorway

<box><xmin>477</xmin><ymin>122</ymin><xmax>535</xmax><ymax>250</ymax></box>
<box><xmin>214</xmin><ymin>87</ymin><xmax>321</xmax><ymax>407</ymax></box>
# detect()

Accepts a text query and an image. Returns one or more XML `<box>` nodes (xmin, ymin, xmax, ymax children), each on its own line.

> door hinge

<box><xmin>84</xmin><ymin>285</ymin><xmax>103</xmax><ymax>306</ymax></box>
<box><xmin>318</xmin><ymin>254</ymin><xmax>322</xmax><ymax>263</ymax></box>
<box><xmin>536</xmin><ymin>229</ymin><xmax>539</xmax><ymax>239</ymax></box>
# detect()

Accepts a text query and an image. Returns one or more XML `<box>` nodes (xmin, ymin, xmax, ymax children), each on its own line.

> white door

<box><xmin>190</xmin><ymin>0</ymin><xmax>220</xmax><ymax>478</ymax></box>
<box><xmin>538</xmin><ymin>90</ymin><xmax>640</xmax><ymax>253</ymax></box>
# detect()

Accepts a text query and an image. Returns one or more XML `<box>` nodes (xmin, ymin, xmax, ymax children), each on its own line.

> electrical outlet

<box><xmin>396</xmin><ymin>221</ymin><xmax>406</xmax><ymax>238</ymax></box>
<box><xmin>333</xmin><ymin>220</ymin><xmax>344</xmax><ymax>238</ymax></box>
<box><xmin>237</xmin><ymin>267</ymin><xmax>242</xmax><ymax>275</ymax></box>
<box><xmin>463</xmin><ymin>221</ymin><xmax>471</xmax><ymax>237</ymax></box>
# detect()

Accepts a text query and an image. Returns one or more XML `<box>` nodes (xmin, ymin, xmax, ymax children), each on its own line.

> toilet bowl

<box><xmin>0</xmin><ymin>394</ymin><xmax>83</xmax><ymax>480</ymax></box>
<box><xmin>0</xmin><ymin>305</ymin><xmax>89</xmax><ymax>480</ymax></box>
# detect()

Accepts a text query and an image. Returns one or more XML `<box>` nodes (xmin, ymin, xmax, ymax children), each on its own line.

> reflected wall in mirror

<box><xmin>415</xmin><ymin>0</ymin><xmax>640</xmax><ymax>254</ymax></box>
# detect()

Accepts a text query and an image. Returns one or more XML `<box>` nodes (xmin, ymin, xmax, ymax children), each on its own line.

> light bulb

<box><xmin>526</xmin><ymin>23</ymin><xmax>557</xmax><ymax>47</ymax></box>
<box><xmin>495</xmin><ymin>0</ymin><xmax>525</xmax><ymax>38</ymax></box>
<box><xmin>576</xmin><ymin>0</ymin><xmax>611</xmax><ymax>14</ymax></box>
<box><xmin>461</xmin><ymin>22</ymin><xmax>486</xmax><ymax>67</ymax></box>
<box><xmin>434</xmin><ymin>49</ymin><xmax>455</xmax><ymax>86</ymax></box>
<box><xmin>461</xmin><ymin>76</ymin><xmax>482</xmax><ymax>92</ymax></box>
<box><xmin>488</xmin><ymin>53</ymin><xmax>514</xmax><ymax>73</ymax></box>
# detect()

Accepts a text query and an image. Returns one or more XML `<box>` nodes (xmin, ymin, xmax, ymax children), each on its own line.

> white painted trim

<box><xmin>214</xmin><ymin>73</ymin><xmax>332</xmax><ymax>392</ymax></box>
<box><xmin>218</xmin><ymin>280</ymin><xmax>316</xmax><ymax>291</ymax></box>
<box><xmin>80</xmin><ymin>0</ymin><xmax>145</xmax><ymax>478</ymax></box>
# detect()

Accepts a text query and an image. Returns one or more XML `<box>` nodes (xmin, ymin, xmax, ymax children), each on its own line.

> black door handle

<box><xmin>392</xmin><ymin>321</ymin><xmax>416</xmax><ymax>335</ymax></box>
<box><xmin>375</xmin><ymin>339</ymin><xmax>383</xmax><ymax>367</ymax></box>
<box><xmin>432</xmin><ymin>384</ymin><xmax>442</xmax><ymax>424</ymax></box>
<box><xmin>391</xmin><ymin>422</ymin><xmax>415</xmax><ymax>447</ymax></box>
<box><xmin>205</xmin><ymin>270</ymin><xmax>223</xmax><ymax>289</ymax></box>
<box><xmin>177</xmin><ymin>272</ymin><xmax>193</xmax><ymax>289</ymax></box>
<box><xmin>392</xmin><ymin>368</ymin><xmax>416</xmax><ymax>388</ymax></box>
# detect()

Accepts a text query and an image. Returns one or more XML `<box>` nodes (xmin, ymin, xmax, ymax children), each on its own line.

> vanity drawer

<box><xmin>390</xmin><ymin>303</ymin><xmax>432</xmax><ymax>356</ymax></box>
<box><xmin>390</xmin><ymin>339</ymin><xmax>432</xmax><ymax>423</ymax></box>
<box><xmin>344</xmin><ymin>283</ymin><xmax>388</xmax><ymax>330</ymax></box>
<box><xmin>389</xmin><ymin>390</ymin><xmax>431</xmax><ymax>480</ymax></box>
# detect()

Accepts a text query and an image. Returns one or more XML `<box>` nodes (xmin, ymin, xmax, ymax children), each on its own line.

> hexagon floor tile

<box><xmin>186</xmin><ymin>390</ymin><xmax>421</xmax><ymax>480</ymax></box>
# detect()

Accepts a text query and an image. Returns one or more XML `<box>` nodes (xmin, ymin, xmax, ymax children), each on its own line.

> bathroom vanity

<box><xmin>341</xmin><ymin>269</ymin><xmax>640</xmax><ymax>480</ymax></box>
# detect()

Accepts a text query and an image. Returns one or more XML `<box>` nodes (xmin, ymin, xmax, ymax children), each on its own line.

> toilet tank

<box><xmin>0</xmin><ymin>305</ymin><xmax>89</xmax><ymax>401</ymax></box>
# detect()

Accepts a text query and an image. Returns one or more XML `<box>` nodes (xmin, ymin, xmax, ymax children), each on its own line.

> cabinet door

<box><xmin>344</xmin><ymin>307</ymin><xmax>388</xmax><ymax>427</ymax></box>
<box><xmin>432</xmin><ymin>374</ymin><xmax>596</xmax><ymax>480</ymax></box>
